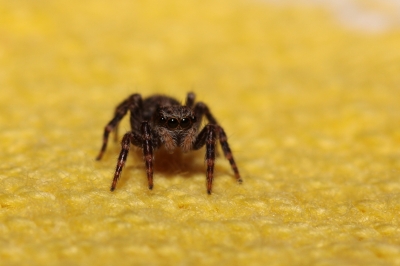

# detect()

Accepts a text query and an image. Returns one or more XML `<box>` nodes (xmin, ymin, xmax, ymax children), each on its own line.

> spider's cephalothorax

<box><xmin>96</xmin><ymin>92</ymin><xmax>242</xmax><ymax>194</ymax></box>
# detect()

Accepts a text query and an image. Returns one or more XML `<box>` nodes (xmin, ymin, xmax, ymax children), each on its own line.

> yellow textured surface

<box><xmin>1</xmin><ymin>0</ymin><xmax>400</xmax><ymax>265</ymax></box>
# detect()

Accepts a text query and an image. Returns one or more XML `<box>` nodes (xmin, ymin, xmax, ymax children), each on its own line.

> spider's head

<box><xmin>154</xmin><ymin>106</ymin><xmax>198</xmax><ymax>153</ymax></box>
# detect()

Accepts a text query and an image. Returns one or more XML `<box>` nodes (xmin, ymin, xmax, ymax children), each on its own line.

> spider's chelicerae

<box><xmin>96</xmin><ymin>92</ymin><xmax>242</xmax><ymax>194</ymax></box>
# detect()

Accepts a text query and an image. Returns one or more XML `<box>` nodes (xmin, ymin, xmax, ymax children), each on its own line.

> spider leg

<box><xmin>217</xmin><ymin>126</ymin><xmax>242</xmax><ymax>183</ymax></box>
<box><xmin>193</xmin><ymin>102</ymin><xmax>218</xmax><ymax>124</ymax></box>
<box><xmin>96</xmin><ymin>94</ymin><xmax>143</xmax><ymax>160</ymax></box>
<box><xmin>111</xmin><ymin>132</ymin><xmax>131</xmax><ymax>190</ymax></box>
<box><xmin>185</xmin><ymin>92</ymin><xmax>196</xmax><ymax>108</ymax></box>
<box><xmin>113</xmin><ymin>103</ymin><xmax>123</xmax><ymax>143</ymax></box>
<box><xmin>141</xmin><ymin>122</ymin><xmax>154</xmax><ymax>190</ymax></box>
<box><xmin>193</xmin><ymin>102</ymin><xmax>242</xmax><ymax>187</ymax></box>
<box><xmin>111</xmin><ymin>131</ymin><xmax>142</xmax><ymax>191</ymax></box>
<box><xmin>194</xmin><ymin>124</ymin><xmax>217</xmax><ymax>194</ymax></box>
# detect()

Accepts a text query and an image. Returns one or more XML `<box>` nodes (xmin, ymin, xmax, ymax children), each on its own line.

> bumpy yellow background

<box><xmin>1</xmin><ymin>0</ymin><xmax>400</xmax><ymax>265</ymax></box>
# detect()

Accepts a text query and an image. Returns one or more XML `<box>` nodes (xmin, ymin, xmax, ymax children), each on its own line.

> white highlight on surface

<box><xmin>262</xmin><ymin>0</ymin><xmax>400</xmax><ymax>32</ymax></box>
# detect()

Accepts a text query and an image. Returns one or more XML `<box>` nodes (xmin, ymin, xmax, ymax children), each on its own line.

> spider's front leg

<box><xmin>194</xmin><ymin>124</ymin><xmax>217</xmax><ymax>194</ymax></box>
<box><xmin>140</xmin><ymin>121</ymin><xmax>155</xmax><ymax>190</ymax></box>
<box><xmin>111</xmin><ymin>132</ymin><xmax>134</xmax><ymax>191</ymax></box>
<box><xmin>193</xmin><ymin>103</ymin><xmax>242</xmax><ymax>190</ymax></box>
<box><xmin>110</xmin><ymin>122</ymin><xmax>155</xmax><ymax>191</ymax></box>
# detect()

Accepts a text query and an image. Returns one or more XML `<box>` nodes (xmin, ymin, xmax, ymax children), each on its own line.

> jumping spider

<box><xmin>96</xmin><ymin>92</ymin><xmax>242</xmax><ymax>194</ymax></box>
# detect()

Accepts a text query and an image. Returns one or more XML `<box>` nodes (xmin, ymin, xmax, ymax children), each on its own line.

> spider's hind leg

<box><xmin>185</xmin><ymin>92</ymin><xmax>196</xmax><ymax>108</ymax></box>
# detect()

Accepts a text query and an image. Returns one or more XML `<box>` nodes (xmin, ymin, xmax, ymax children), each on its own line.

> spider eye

<box><xmin>180</xmin><ymin>117</ymin><xmax>191</xmax><ymax>129</ymax></box>
<box><xmin>167</xmin><ymin>118</ymin><xmax>179</xmax><ymax>129</ymax></box>
<box><xmin>159</xmin><ymin>116</ymin><xmax>166</xmax><ymax>124</ymax></box>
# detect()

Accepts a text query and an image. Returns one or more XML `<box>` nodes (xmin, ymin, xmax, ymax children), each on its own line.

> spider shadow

<box><xmin>125</xmin><ymin>146</ymin><xmax>207</xmax><ymax>180</ymax></box>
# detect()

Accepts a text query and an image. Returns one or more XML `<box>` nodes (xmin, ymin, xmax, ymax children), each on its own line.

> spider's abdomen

<box><xmin>142</xmin><ymin>95</ymin><xmax>181</xmax><ymax>121</ymax></box>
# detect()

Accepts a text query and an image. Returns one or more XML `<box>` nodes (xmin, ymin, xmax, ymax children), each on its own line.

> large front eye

<box><xmin>180</xmin><ymin>117</ymin><xmax>191</xmax><ymax>129</ymax></box>
<box><xmin>167</xmin><ymin>118</ymin><xmax>179</xmax><ymax>129</ymax></box>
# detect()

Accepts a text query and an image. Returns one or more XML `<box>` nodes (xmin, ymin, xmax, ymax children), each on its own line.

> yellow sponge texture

<box><xmin>1</xmin><ymin>0</ymin><xmax>400</xmax><ymax>265</ymax></box>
